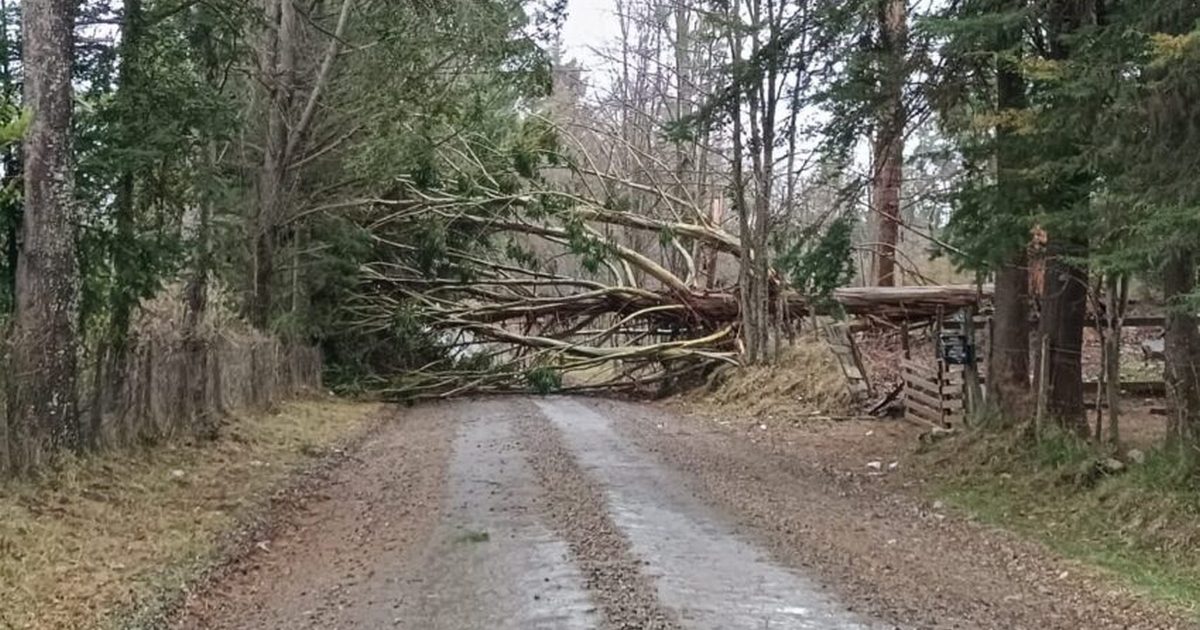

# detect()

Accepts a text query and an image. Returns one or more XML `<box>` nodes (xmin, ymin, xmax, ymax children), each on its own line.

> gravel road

<box><xmin>172</xmin><ymin>397</ymin><xmax>1193</xmax><ymax>630</ymax></box>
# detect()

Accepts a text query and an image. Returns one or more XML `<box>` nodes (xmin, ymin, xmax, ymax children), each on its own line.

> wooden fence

<box><xmin>1</xmin><ymin>332</ymin><xmax>321</xmax><ymax>467</ymax></box>
<box><xmin>88</xmin><ymin>334</ymin><xmax>322</xmax><ymax>446</ymax></box>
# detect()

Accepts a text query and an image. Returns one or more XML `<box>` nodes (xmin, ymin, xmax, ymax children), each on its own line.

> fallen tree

<box><xmin>340</xmin><ymin>128</ymin><xmax>985</xmax><ymax>400</ymax></box>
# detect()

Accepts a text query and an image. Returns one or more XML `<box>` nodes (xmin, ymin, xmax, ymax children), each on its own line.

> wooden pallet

<box><xmin>824</xmin><ymin>322</ymin><xmax>873</xmax><ymax>403</ymax></box>
<box><xmin>902</xmin><ymin>359</ymin><xmax>964</xmax><ymax>427</ymax></box>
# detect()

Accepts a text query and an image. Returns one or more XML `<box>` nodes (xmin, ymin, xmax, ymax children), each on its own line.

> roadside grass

<box><xmin>927</xmin><ymin>427</ymin><xmax>1200</xmax><ymax>614</ymax></box>
<box><xmin>0</xmin><ymin>398</ymin><xmax>380</xmax><ymax>630</ymax></box>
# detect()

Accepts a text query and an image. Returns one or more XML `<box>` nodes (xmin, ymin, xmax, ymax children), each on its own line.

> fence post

<box><xmin>211</xmin><ymin>339</ymin><xmax>226</xmax><ymax>416</ymax></box>
<box><xmin>1035</xmin><ymin>334</ymin><xmax>1050</xmax><ymax>443</ymax></box>
<box><xmin>139</xmin><ymin>340</ymin><xmax>155</xmax><ymax>443</ymax></box>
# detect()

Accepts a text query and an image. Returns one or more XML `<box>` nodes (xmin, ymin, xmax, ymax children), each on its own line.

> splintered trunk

<box><xmin>1163</xmin><ymin>249</ymin><xmax>1200</xmax><ymax>463</ymax></box>
<box><xmin>1038</xmin><ymin>240</ymin><xmax>1088</xmax><ymax>433</ymax></box>
<box><xmin>870</xmin><ymin>0</ymin><xmax>906</xmax><ymax>287</ymax></box>
<box><xmin>7</xmin><ymin>0</ymin><xmax>80</xmax><ymax>472</ymax></box>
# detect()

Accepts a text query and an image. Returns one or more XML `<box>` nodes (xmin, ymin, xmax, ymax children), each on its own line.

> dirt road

<box><xmin>174</xmin><ymin>397</ymin><xmax>1192</xmax><ymax>630</ymax></box>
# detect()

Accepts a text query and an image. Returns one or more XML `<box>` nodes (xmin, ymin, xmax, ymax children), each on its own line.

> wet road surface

<box><xmin>534</xmin><ymin>398</ymin><xmax>878</xmax><ymax>630</ymax></box>
<box><xmin>175</xmin><ymin>397</ymin><xmax>878</xmax><ymax>629</ymax></box>
<box><xmin>175</xmin><ymin>397</ymin><xmax>1189</xmax><ymax>630</ymax></box>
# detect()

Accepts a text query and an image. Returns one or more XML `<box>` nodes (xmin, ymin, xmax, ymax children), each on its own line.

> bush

<box><xmin>525</xmin><ymin>366</ymin><xmax>562</xmax><ymax>395</ymax></box>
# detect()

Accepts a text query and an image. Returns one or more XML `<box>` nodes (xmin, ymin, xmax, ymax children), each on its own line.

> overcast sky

<box><xmin>560</xmin><ymin>0</ymin><xmax>620</xmax><ymax>72</ymax></box>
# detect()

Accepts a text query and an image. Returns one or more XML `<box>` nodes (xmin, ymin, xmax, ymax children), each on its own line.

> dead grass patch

<box><xmin>0</xmin><ymin>399</ymin><xmax>379</xmax><ymax>630</ymax></box>
<box><xmin>683</xmin><ymin>335</ymin><xmax>851</xmax><ymax>424</ymax></box>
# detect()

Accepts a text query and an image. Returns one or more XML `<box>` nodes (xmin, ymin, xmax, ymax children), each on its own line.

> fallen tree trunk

<box><xmin>347</xmin><ymin>146</ymin><xmax>991</xmax><ymax>400</ymax></box>
<box><xmin>832</xmin><ymin>285</ymin><xmax>991</xmax><ymax>319</ymax></box>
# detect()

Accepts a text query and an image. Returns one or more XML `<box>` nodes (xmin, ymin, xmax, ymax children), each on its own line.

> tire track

<box><xmin>514</xmin><ymin>399</ymin><xmax>681</xmax><ymax>630</ymax></box>
<box><xmin>533</xmin><ymin>397</ymin><xmax>882</xmax><ymax>630</ymax></box>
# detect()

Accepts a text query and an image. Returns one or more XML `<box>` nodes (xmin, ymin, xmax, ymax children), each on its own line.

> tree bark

<box><xmin>1034</xmin><ymin>0</ymin><xmax>1093</xmax><ymax>435</ymax></box>
<box><xmin>7</xmin><ymin>0</ymin><xmax>80</xmax><ymax>472</ymax></box>
<box><xmin>1163</xmin><ymin>249</ymin><xmax>1200</xmax><ymax>465</ymax></box>
<box><xmin>986</xmin><ymin>15</ymin><xmax>1031</xmax><ymax>420</ymax></box>
<box><xmin>253</xmin><ymin>0</ymin><xmax>295</xmax><ymax>328</ymax></box>
<box><xmin>990</xmin><ymin>260</ymin><xmax>1030</xmax><ymax>417</ymax></box>
<box><xmin>871</xmin><ymin>0</ymin><xmax>906</xmax><ymax>287</ymax></box>
<box><xmin>1038</xmin><ymin>242</ymin><xmax>1088</xmax><ymax>433</ymax></box>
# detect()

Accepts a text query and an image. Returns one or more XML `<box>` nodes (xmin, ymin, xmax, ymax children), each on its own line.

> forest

<box><xmin>0</xmin><ymin>0</ymin><xmax>1198</xmax><ymax>480</ymax></box>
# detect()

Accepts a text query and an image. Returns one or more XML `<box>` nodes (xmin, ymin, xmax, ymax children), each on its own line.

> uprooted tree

<box><xmin>340</xmin><ymin>122</ymin><xmax>779</xmax><ymax>398</ymax></box>
<box><xmin>336</xmin><ymin>121</ymin><xmax>981</xmax><ymax>400</ymax></box>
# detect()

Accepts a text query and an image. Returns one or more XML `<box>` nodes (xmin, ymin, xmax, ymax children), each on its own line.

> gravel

<box><xmin>514</xmin><ymin>399</ymin><xmax>680</xmax><ymax>630</ymax></box>
<box><xmin>168</xmin><ymin>396</ymin><xmax>1195</xmax><ymax>630</ymax></box>
<box><xmin>594</xmin><ymin>397</ymin><xmax>1195</xmax><ymax>630</ymax></box>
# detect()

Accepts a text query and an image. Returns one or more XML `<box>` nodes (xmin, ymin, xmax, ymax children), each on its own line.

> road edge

<box><xmin>117</xmin><ymin>403</ymin><xmax>395</xmax><ymax>630</ymax></box>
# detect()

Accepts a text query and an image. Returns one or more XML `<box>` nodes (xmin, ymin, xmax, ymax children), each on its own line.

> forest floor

<box><xmin>0</xmin><ymin>398</ymin><xmax>381</xmax><ymax>630</ymax></box>
<box><xmin>170</xmin><ymin>396</ymin><xmax>1195</xmax><ymax>629</ymax></box>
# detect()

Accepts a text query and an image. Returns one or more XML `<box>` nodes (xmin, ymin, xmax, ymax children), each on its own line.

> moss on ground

<box><xmin>0</xmin><ymin>399</ymin><xmax>379</xmax><ymax>630</ymax></box>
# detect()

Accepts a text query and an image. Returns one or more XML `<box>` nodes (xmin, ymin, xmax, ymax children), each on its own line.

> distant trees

<box><xmin>702</xmin><ymin>0</ymin><xmax>1200</xmax><ymax>459</ymax></box>
<box><xmin>0</xmin><ymin>0</ymin><xmax>561</xmax><ymax>474</ymax></box>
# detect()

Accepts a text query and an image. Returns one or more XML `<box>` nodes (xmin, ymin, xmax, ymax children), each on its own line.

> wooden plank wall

<box><xmin>902</xmin><ymin>360</ymin><xmax>964</xmax><ymax>427</ymax></box>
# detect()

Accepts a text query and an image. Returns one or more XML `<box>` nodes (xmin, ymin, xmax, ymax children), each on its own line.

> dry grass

<box><xmin>686</xmin><ymin>335</ymin><xmax>852</xmax><ymax>423</ymax></box>
<box><xmin>0</xmin><ymin>399</ymin><xmax>380</xmax><ymax>630</ymax></box>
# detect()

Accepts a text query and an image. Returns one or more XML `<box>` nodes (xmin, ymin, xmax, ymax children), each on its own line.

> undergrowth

<box><xmin>925</xmin><ymin>424</ymin><xmax>1200</xmax><ymax>614</ymax></box>
<box><xmin>0</xmin><ymin>399</ymin><xmax>379</xmax><ymax>630</ymax></box>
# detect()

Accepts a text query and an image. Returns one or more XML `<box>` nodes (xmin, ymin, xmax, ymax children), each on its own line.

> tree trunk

<box><xmin>989</xmin><ymin>261</ymin><xmax>1030</xmax><ymax>417</ymax></box>
<box><xmin>1163</xmin><ymin>249</ymin><xmax>1200</xmax><ymax>465</ymax></box>
<box><xmin>871</xmin><ymin>0</ymin><xmax>906</xmax><ymax>287</ymax></box>
<box><xmin>1038</xmin><ymin>241</ymin><xmax>1088</xmax><ymax>433</ymax></box>
<box><xmin>986</xmin><ymin>28</ymin><xmax>1031</xmax><ymax>420</ymax></box>
<box><xmin>725</xmin><ymin>0</ymin><xmax>758</xmax><ymax>364</ymax></box>
<box><xmin>1032</xmin><ymin>0</ymin><xmax>1093</xmax><ymax>436</ymax></box>
<box><xmin>253</xmin><ymin>0</ymin><xmax>296</xmax><ymax>328</ymax></box>
<box><xmin>184</xmin><ymin>140</ymin><xmax>217</xmax><ymax>438</ymax></box>
<box><xmin>252</xmin><ymin>0</ymin><xmax>351</xmax><ymax>328</ymax></box>
<box><xmin>7</xmin><ymin>0</ymin><xmax>79</xmax><ymax>472</ymax></box>
<box><xmin>742</xmin><ymin>0</ymin><xmax>780</xmax><ymax>364</ymax></box>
